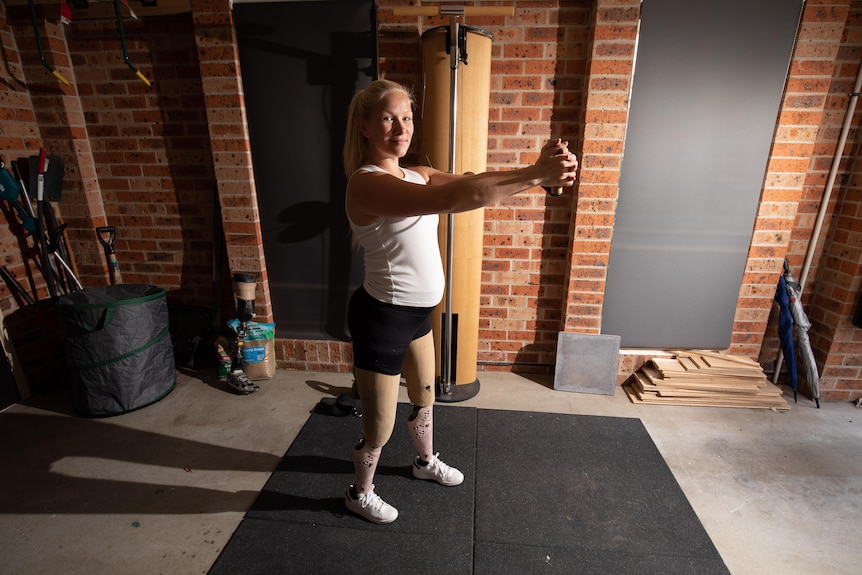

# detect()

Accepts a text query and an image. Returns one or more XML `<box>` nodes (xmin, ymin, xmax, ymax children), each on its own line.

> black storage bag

<box><xmin>57</xmin><ymin>284</ymin><xmax>175</xmax><ymax>416</ymax></box>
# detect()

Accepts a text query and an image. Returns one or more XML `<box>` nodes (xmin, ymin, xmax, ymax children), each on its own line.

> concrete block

<box><xmin>553</xmin><ymin>332</ymin><xmax>621</xmax><ymax>395</ymax></box>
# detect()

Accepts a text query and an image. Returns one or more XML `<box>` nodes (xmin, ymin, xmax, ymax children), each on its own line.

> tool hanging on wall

<box><xmin>27</xmin><ymin>0</ymin><xmax>70</xmax><ymax>85</ymax></box>
<box><xmin>3</xmin><ymin>152</ymin><xmax>82</xmax><ymax>300</ymax></box>
<box><xmin>42</xmin><ymin>206</ymin><xmax>81</xmax><ymax>293</ymax></box>
<box><xmin>35</xmin><ymin>149</ymin><xmax>58</xmax><ymax>298</ymax></box>
<box><xmin>11</xmin><ymin>154</ymin><xmax>81</xmax><ymax>295</ymax></box>
<box><xmin>9</xmin><ymin>162</ymin><xmax>34</xmax><ymax>218</ymax></box>
<box><xmin>48</xmin><ymin>225</ymin><xmax>83</xmax><ymax>292</ymax></box>
<box><xmin>0</xmin><ymin>266</ymin><xmax>35</xmax><ymax>306</ymax></box>
<box><xmin>113</xmin><ymin>0</ymin><xmax>152</xmax><ymax>86</ymax></box>
<box><xmin>3</xmin><ymin>149</ymin><xmax>72</xmax><ymax>299</ymax></box>
<box><xmin>96</xmin><ymin>226</ymin><xmax>122</xmax><ymax>285</ymax></box>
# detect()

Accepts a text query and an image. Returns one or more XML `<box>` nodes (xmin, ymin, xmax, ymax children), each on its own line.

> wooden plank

<box><xmin>654</xmin><ymin>381</ymin><xmax>763</xmax><ymax>394</ymax></box>
<box><xmin>642</xmin><ymin>366</ymin><xmax>766</xmax><ymax>393</ymax></box>
<box><xmin>683</xmin><ymin>350</ymin><xmax>762</xmax><ymax>369</ymax></box>
<box><xmin>666</xmin><ymin>378</ymin><xmax>762</xmax><ymax>389</ymax></box>
<box><xmin>624</xmin><ymin>384</ymin><xmax>790</xmax><ymax>410</ymax></box>
<box><xmin>654</xmin><ymin>384</ymin><xmax>784</xmax><ymax>399</ymax></box>
<box><xmin>625</xmin><ymin>351</ymin><xmax>790</xmax><ymax>410</ymax></box>
<box><xmin>633</xmin><ymin>372</ymin><xmax>658</xmax><ymax>392</ymax></box>
<box><xmin>641</xmin><ymin>365</ymin><xmax>664</xmax><ymax>385</ymax></box>
<box><xmin>650</xmin><ymin>357</ymin><xmax>687</xmax><ymax>376</ymax></box>
<box><xmin>678</xmin><ymin>356</ymin><xmax>700</xmax><ymax>371</ymax></box>
<box><xmin>650</xmin><ymin>357</ymin><xmax>765</xmax><ymax>382</ymax></box>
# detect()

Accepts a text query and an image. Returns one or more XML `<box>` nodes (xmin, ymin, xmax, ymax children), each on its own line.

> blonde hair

<box><xmin>343</xmin><ymin>79</ymin><xmax>415</xmax><ymax>177</ymax></box>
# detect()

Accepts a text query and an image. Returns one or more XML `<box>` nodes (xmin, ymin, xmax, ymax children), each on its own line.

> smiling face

<box><xmin>359</xmin><ymin>91</ymin><xmax>414</xmax><ymax>164</ymax></box>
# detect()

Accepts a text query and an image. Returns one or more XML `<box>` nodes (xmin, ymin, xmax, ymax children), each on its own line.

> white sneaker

<box><xmin>344</xmin><ymin>484</ymin><xmax>398</xmax><ymax>524</ymax></box>
<box><xmin>412</xmin><ymin>452</ymin><xmax>464</xmax><ymax>486</ymax></box>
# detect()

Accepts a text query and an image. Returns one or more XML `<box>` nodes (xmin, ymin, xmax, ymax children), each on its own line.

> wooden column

<box><xmin>419</xmin><ymin>24</ymin><xmax>492</xmax><ymax>395</ymax></box>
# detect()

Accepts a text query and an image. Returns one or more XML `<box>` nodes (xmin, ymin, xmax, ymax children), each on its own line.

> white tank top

<box><xmin>348</xmin><ymin>165</ymin><xmax>445</xmax><ymax>307</ymax></box>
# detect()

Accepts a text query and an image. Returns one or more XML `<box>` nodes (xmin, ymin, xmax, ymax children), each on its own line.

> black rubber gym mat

<box><xmin>209</xmin><ymin>403</ymin><xmax>728</xmax><ymax>574</ymax></box>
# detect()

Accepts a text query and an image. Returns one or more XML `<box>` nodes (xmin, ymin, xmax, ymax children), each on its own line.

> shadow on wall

<box><xmin>145</xmin><ymin>15</ymin><xmax>220</xmax><ymax>308</ymax></box>
<box><xmin>525</xmin><ymin>9</ymin><xmax>589</xmax><ymax>365</ymax></box>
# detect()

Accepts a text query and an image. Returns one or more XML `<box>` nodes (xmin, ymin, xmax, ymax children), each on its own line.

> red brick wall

<box><xmin>2</xmin><ymin>0</ymin><xmax>861</xmax><ymax>401</ymax></box>
<box><xmin>485</xmin><ymin>2</ymin><xmax>594</xmax><ymax>369</ymax></box>
<box><xmin>561</xmin><ymin>1</ymin><xmax>635</xmax><ymax>340</ymax></box>
<box><xmin>0</xmin><ymin>3</ymin><xmax>236</xmax><ymax>391</ymax></box>
<box><xmin>11</xmin><ymin>4</ymin><xmax>104</xmax><ymax>294</ymax></box>
<box><xmin>3</xmin><ymin>3</ymin><xmax>224</xmax><ymax>306</ymax></box>
<box><xmin>190</xmin><ymin>0</ymin><xmax>272</xmax><ymax>322</ymax></box>
<box><xmin>753</xmin><ymin>2</ymin><xmax>850</xmax><ymax>371</ymax></box>
<box><xmin>0</xmin><ymin>6</ymin><xmax>66</xmax><ymax>391</ymax></box>
<box><xmin>377</xmin><ymin>2</ymin><xmax>595</xmax><ymax>372</ymax></box>
<box><xmin>802</xmin><ymin>1</ymin><xmax>862</xmax><ymax>401</ymax></box>
<box><xmin>761</xmin><ymin>1</ymin><xmax>862</xmax><ymax>401</ymax></box>
<box><xmin>1</xmin><ymin>6</ymin><xmax>58</xmax><ymax>305</ymax></box>
<box><xmin>68</xmin><ymin>13</ymin><xmax>219</xmax><ymax>302</ymax></box>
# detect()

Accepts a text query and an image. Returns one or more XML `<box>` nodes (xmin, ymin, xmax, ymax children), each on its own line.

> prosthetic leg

<box><xmin>227</xmin><ymin>273</ymin><xmax>260</xmax><ymax>394</ymax></box>
<box><xmin>351</xmin><ymin>438</ymin><xmax>382</xmax><ymax>494</ymax></box>
<box><xmin>407</xmin><ymin>405</ymin><xmax>433</xmax><ymax>462</ymax></box>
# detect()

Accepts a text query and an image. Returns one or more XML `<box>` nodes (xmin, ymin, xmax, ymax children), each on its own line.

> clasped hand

<box><xmin>537</xmin><ymin>138</ymin><xmax>578</xmax><ymax>188</ymax></box>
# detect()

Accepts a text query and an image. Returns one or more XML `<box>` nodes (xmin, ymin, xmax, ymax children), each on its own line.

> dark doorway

<box><xmin>234</xmin><ymin>0</ymin><xmax>376</xmax><ymax>340</ymax></box>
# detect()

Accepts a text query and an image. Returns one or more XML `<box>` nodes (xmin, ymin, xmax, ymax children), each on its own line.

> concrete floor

<box><xmin>0</xmin><ymin>368</ymin><xmax>860</xmax><ymax>575</ymax></box>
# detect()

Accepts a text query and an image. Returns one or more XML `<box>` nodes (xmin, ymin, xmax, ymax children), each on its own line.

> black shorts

<box><xmin>348</xmin><ymin>286</ymin><xmax>435</xmax><ymax>376</ymax></box>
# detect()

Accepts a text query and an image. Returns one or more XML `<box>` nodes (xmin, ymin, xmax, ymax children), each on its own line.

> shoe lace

<box><xmin>429</xmin><ymin>452</ymin><xmax>452</xmax><ymax>478</ymax></box>
<box><xmin>360</xmin><ymin>490</ymin><xmax>386</xmax><ymax>511</ymax></box>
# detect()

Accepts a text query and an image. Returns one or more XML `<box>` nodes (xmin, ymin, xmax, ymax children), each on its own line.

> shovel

<box><xmin>96</xmin><ymin>226</ymin><xmax>122</xmax><ymax>285</ymax></box>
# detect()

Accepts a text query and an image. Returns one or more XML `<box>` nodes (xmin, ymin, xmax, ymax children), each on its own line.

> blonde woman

<box><xmin>343</xmin><ymin>79</ymin><xmax>577</xmax><ymax>524</ymax></box>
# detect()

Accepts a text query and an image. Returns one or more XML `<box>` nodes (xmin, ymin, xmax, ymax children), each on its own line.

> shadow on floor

<box><xmin>0</xmin><ymin>393</ymin><xmax>282</xmax><ymax>515</ymax></box>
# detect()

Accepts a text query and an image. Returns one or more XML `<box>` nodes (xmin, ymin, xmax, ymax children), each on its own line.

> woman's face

<box><xmin>360</xmin><ymin>91</ymin><xmax>414</xmax><ymax>161</ymax></box>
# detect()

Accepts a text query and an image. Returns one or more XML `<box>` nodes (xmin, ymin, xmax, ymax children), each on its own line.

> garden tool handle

<box><xmin>37</xmin><ymin>148</ymin><xmax>47</xmax><ymax>201</ymax></box>
<box><xmin>96</xmin><ymin>226</ymin><xmax>122</xmax><ymax>285</ymax></box>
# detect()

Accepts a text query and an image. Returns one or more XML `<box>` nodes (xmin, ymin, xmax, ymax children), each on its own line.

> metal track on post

<box><xmin>439</xmin><ymin>16</ymin><xmax>459</xmax><ymax>399</ymax></box>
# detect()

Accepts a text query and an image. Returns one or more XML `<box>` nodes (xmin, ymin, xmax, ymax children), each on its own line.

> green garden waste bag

<box><xmin>57</xmin><ymin>284</ymin><xmax>175</xmax><ymax>416</ymax></box>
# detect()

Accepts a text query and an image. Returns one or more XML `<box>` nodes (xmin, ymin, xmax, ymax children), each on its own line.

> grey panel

<box><xmin>554</xmin><ymin>332</ymin><xmax>621</xmax><ymax>395</ymax></box>
<box><xmin>601</xmin><ymin>0</ymin><xmax>802</xmax><ymax>348</ymax></box>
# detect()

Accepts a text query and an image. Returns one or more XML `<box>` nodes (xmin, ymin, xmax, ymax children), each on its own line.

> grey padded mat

<box><xmin>209</xmin><ymin>403</ymin><xmax>728</xmax><ymax>574</ymax></box>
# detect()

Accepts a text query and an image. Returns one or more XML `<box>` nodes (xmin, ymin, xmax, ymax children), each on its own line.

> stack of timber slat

<box><xmin>624</xmin><ymin>351</ymin><xmax>790</xmax><ymax>410</ymax></box>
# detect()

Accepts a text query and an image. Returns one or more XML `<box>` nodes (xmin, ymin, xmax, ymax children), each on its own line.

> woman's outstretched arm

<box><xmin>346</xmin><ymin>139</ymin><xmax>577</xmax><ymax>224</ymax></box>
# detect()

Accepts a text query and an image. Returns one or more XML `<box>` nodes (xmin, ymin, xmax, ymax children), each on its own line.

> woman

<box><xmin>343</xmin><ymin>79</ymin><xmax>577</xmax><ymax>524</ymax></box>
